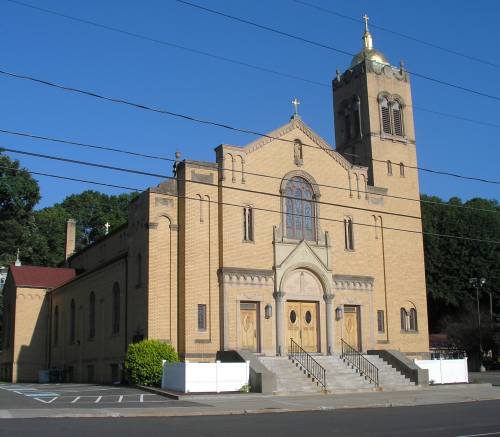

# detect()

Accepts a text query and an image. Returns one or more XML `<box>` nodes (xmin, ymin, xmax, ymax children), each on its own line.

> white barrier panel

<box><xmin>162</xmin><ymin>360</ymin><xmax>250</xmax><ymax>393</ymax></box>
<box><xmin>414</xmin><ymin>358</ymin><xmax>468</xmax><ymax>384</ymax></box>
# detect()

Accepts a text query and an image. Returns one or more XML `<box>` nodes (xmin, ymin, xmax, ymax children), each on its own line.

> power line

<box><xmin>5</xmin><ymin>0</ymin><xmax>500</xmax><ymax>131</ymax></box>
<box><xmin>292</xmin><ymin>0</ymin><xmax>500</xmax><ymax>70</ymax></box>
<box><xmin>1</xmin><ymin>67</ymin><xmax>499</xmax><ymax>186</ymax></box>
<box><xmin>1</xmin><ymin>127</ymin><xmax>498</xmax><ymax>215</ymax></box>
<box><xmin>1</xmin><ymin>162</ymin><xmax>499</xmax><ymax>245</ymax></box>
<box><xmin>1</xmin><ymin>145</ymin><xmax>424</xmax><ymax>221</ymax></box>
<box><xmin>174</xmin><ymin>0</ymin><xmax>500</xmax><ymax>102</ymax></box>
<box><xmin>3</xmin><ymin>0</ymin><xmax>326</xmax><ymax>88</ymax></box>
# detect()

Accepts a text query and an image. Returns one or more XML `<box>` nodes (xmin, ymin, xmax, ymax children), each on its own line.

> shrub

<box><xmin>125</xmin><ymin>339</ymin><xmax>179</xmax><ymax>387</ymax></box>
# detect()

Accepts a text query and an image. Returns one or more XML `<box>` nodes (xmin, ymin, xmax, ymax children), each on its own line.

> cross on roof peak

<box><xmin>291</xmin><ymin>97</ymin><xmax>300</xmax><ymax>116</ymax></box>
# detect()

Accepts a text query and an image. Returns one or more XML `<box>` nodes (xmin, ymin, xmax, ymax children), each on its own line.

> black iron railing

<box><xmin>289</xmin><ymin>339</ymin><xmax>327</xmax><ymax>390</ymax></box>
<box><xmin>340</xmin><ymin>339</ymin><xmax>379</xmax><ymax>387</ymax></box>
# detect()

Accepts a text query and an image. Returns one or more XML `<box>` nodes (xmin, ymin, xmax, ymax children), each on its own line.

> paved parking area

<box><xmin>0</xmin><ymin>383</ymin><xmax>203</xmax><ymax>409</ymax></box>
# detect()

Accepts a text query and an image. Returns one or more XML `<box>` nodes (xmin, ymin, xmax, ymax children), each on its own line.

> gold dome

<box><xmin>350</xmin><ymin>48</ymin><xmax>390</xmax><ymax>68</ymax></box>
<box><xmin>350</xmin><ymin>14</ymin><xmax>390</xmax><ymax>68</ymax></box>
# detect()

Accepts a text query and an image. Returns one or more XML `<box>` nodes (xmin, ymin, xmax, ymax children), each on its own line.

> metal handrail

<box><xmin>288</xmin><ymin>339</ymin><xmax>327</xmax><ymax>389</ymax></box>
<box><xmin>340</xmin><ymin>339</ymin><xmax>379</xmax><ymax>387</ymax></box>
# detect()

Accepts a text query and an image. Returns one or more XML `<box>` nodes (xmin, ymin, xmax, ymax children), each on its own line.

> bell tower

<box><xmin>333</xmin><ymin>15</ymin><xmax>418</xmax><ymax>199</ymax></box>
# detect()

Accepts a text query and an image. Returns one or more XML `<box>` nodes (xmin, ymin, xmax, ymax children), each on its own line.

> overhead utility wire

<box><xmin>1</xmin><ymin>127</ymin><xmax>498</xmax><ymax>215</ymax></box>
<box><xmin>3</xmin><ymin>0</ymin><xmax>325</xmax><ymax>88</ymax></box>
<box><xmin>1</xmin><ymin>159</ymin><xmax>498</xmax><ymax>245</ymax></box>
<box><xmin>5</xmin><ymin>0</ymin><xmax>500</xmax><ymax>131</ymax></box>
<box><xmin>292</xmin><ymin>0</ymin><xmax>500</xmax><ymax>70</ymax></box>
<box><xmin>1</xmin><ymin>68</ymin><xmax>499</xmax><ymax>186</ymax></box>
<box><xmin>1</xmin><ymin>145</ymin><xmax>422</xmax><ymax>221</ymax></box>
<box><xmin>174</xmin><ymin>0</ymin><xmax>500</xmax><ymax>103</ymax></box>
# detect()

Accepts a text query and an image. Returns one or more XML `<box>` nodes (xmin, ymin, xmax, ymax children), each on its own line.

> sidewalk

<box><xmin>1</xmin><ymin>384</ymin><xmax>500</xmax><ymax>419</ymax></box>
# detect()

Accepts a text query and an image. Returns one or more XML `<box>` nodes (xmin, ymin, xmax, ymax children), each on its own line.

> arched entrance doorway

<box><xmin>281</xmin><ymin>268</ymin><xmax>323</xmax><ymax>353</ymax></box>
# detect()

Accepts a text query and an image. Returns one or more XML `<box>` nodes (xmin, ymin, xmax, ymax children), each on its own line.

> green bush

<box><xmin>125</xmin><ymin>340</ymin><xmax>179</xmax><ymax>387</ymax></box>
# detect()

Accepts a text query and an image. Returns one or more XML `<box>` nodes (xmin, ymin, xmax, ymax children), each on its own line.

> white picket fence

<box><xmin>162</xmin><ymin>360</ymin><xmax>250</xmax><ymax>393</ymax></box>
<box><xmin>414</xmin><ymin>358</ymin><xmax>469</xmax><ymax>384</ymax></box>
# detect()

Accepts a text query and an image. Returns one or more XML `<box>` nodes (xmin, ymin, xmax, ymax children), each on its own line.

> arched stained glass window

<box><xmin>285</xmin><ymin>177</ymin><xmax>315</xmax><ymax>241</ymax></box>
<box><xmin>89</xmin><ymin>292</ymin><xmax>96</xmax><ymax>339</ymax></box>
<box><xmin>112</xmin><ymin>283</ymin><xmax>120</xmax><ymax>334</ymax></box>
<box><xmin>70</xmin><ymin>299</ymin><xmax>76</xmax><ymax>344</ymax></box>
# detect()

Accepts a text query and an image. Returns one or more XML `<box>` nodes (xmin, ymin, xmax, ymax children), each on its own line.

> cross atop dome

<box><xmin>363</xmin><ymin>14</ymin><xmax>369</xmax><ymax>32</ymax></box>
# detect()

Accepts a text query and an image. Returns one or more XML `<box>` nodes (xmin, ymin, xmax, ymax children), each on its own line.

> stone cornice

<box><xmin>218</xmin><ymin>267</ymin><xmax>274</xmax><ymax>286</ymax></box>
<box><xmin>333</xmin><ymin>274</ymin><xmax>374</xmax><ymax>292</ymax></box>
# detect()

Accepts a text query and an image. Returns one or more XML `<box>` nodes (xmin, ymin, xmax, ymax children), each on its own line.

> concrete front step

<box><xmin>256</xmin><ymin>352</ymin><xmax>420</xmax><ymax>394</ymax></box>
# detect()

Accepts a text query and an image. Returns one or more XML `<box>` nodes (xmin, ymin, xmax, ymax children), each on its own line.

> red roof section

<box><xmin>9</xmin><ymin>265</ymin><xmax>76</xmax><ymax>289</ymax></box>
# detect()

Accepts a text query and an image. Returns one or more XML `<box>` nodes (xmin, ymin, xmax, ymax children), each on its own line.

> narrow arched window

<box><xmin>387</xmin><ymin>160</ymin><xmax>393</xmax><ymax>176</ymax></box>
<box><xmin>89</xmin><ymin>292</ymin><xmax>96</xmax><ymax>339</ymax></box>
<box><xmin>136</xmin><ymin>253</ymin><xmax>142</xmax><ymax>287</ymax></box>
<box><xmin>399</xmin><ymin>162</ymin><xmax>405</xmax><ymax>177</ymax></box>
<box><xmin>353</xmin><ymin>97</ymin><xmax>361</xmax><ymax>138</ymax></box>
<box><xmin>53</xmin><ymin>306</ymin><xmax>59</xmax><ymax>346</ymax></box>
<box><xmin>400</xmin><ymin>308</ymin><xmax>408</xmax><ymax>331</ymax></box>
<box><xmin>392</xmin><ymin>100</ymin><xmax>403</xmax><ymax>136</ymax></box>
<box><xmin>284</xmin><ymin>177</ymin><xmax>315</xmax><ymax>241</ymax></box>
<box><xmin>409</xmin><ymin>308</ymin><xmax>418</xmax><ymax>331</ymax></box>
<box><xmin>4</xmin><ymin>304</ymin><xmax>10</xmax><ymax>348</ymax></box>
<box><xmin>344</xmin><ymin>217</ymin><xmax>355</xmax><ymax>250</ymax></box>
<box><xmin>380</xmin><ymin>97</ymin><xmax>391</xmax><ymax>134</ymax></box>
<box><xmin>112</xmin><ymin>283</ymin><xmax>120</xmax><ymax>334</ymax></box>
<box><xmin>70</xmin><ymin>299</ymin><xmax>76</xmax><ymax>343</ymax></box>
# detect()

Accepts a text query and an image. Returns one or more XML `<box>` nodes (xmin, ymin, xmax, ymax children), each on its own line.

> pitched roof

<box><xmin>9</xmin><ymin>265</ymin><xmax>76</xmax><ymax>289</ymax></box>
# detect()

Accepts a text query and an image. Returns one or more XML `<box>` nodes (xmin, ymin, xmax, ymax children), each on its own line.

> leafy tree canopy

<box><xmin>0</xmin><ymin>152</ymin><xmax>40</xmax><ymax>265</ymax></box>
<box><xmin>421</xmin><ymin>194</ymin><xmax>500</xmax><ymax>332</ymax></box>
<box><xmin>34</xmin><ymin>190</ymin><xmax>136</xmax><ymax>265</ymax></box>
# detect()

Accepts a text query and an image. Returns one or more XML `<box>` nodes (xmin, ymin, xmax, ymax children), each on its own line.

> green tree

<box><xmin>0</xmin><ymin>152</ymin><xmax>41</xmax><ymax>265</ymax></box>
<box><xmin>421</xmin><ymin>195</ymin><xmax>500</xmax><ymax>332</ymax></box>
<box><xmin>34</xmin><ymin>190</ymin><xmax>136</xmax><ymax>265</ymax></box>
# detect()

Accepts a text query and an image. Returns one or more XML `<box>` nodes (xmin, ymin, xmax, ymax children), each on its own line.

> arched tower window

<box><xmin>284</xmin><ymin>176</ymin><xmax>316</xmax><ymax>241</ymax></box>
<box><xmin>70</xmin><ymin>299</ymin><xmax>76</xmax><ymax>344</ymax></box>
<box><xmin>392</xmin><ymin>100</ymin><xmax>404</xmax><ymax>136</ymax></box>
<box><xmin>380</xmin><ymin>97</ymin><xmax>391</xmax><ymax>134</ymax></box>
<box><xmin>112</xmin><ymin>283</ymin><xmax>120</xmax><ymax>334</ymax></box>
<box><xmin>399</xmin><ymin>162</ymin><xmax>405</xmax><ymax>177</ymax></box>
<box><xmin>89</xmin><ymin>292</ymin><xmax>95</xmax><ymax>339</ymax></box>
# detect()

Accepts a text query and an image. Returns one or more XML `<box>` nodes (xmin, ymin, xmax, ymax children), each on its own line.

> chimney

<box><xmin>65</xmin><ymin>219</ymin><xmax>76</xmax><ymax>261</ymax></box>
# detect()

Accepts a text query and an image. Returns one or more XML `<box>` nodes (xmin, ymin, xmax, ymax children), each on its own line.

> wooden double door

<box><xmin>287</xmin><ymin>301</ymin><xmax>318</xmax><ymax>352</ymax></box>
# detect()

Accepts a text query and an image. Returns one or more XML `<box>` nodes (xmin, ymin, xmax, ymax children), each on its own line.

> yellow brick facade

<box><xmin>1</xmin><ymin>36</ymin><xmax>429</xmax><ymax>383</ymax></box>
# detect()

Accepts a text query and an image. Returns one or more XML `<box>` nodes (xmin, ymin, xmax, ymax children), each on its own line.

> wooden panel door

<box><xmin>343</xmin><ymin>306</ymin><xmax>360</xmax><ymax>350</ymax></box>
<box><xmin>300</xmin><ymin>302</ymin><xmax>318</xmax><ymax>353</ymax></box>
<box><xmin>240</xmin><ymin>303</ymin><xmax>258</xmax><ymax>352</ymax></box>
<box><xmin>287</xmin><ymin>301</ymin><xmax>301</xmax><ymax>349</ymax></box>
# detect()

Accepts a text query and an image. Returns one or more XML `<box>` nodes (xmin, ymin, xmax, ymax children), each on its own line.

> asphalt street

<box><xmin>0</xmin><ymin>400</ymin><xmax>499</xmax><ymax>437</ymax></box>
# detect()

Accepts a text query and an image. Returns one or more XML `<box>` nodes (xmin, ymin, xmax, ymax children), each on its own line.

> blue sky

<box><xmin>1</xmin><ymin>0</ymin><xmax>499</xmax><ymax>208</ymax></box>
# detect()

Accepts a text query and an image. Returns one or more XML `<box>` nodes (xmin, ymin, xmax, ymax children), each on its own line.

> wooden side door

<box><xmin>239</xmin><ymin>302</ymin><xmax>258</xmax><ymax>351</ymax></box>
<box><xmin>287</xmin><ymin>301</ymin><xmax>301</xmax><ymax>350</ymax></box>
<box><xmin>343</xmin><ymin>305</ymin><xmax>361</xmax><ymax>350</ymax></box>
<box><xmin>300</xmin><ymin>302</ymin><xmax>318</xmax><ymax>353</ymax></box>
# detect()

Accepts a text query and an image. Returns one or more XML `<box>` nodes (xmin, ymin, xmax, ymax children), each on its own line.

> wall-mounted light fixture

<box><xmin>265</xmin><ymin>304</ymin><xmax>273</xmax><ymax>319</ymax></box>
<box><xmin>335</xmin><ymin>306</ymin><xmax>343</xmax><ymax>320</ymax></box>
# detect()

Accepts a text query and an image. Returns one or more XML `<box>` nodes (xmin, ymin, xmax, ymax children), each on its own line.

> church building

<box><xmin>1</xmin><ymin>20</ymin><xmax>429</xmax><ymax>385</ymax></box>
